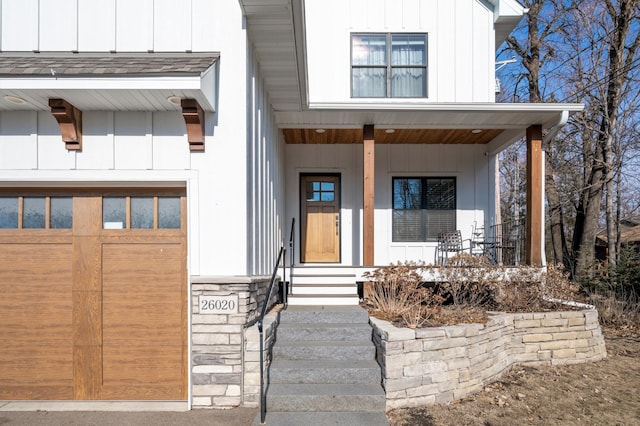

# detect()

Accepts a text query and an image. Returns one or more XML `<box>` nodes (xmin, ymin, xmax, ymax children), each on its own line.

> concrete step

<box><xmin>292</xmin><ymin>274</ymin><xmax>357</xmax><ymax>285</ymax></box>
<box><xmin>273</xmin><ymin>340</ymin><xmax>376</xmax><ymax>361</ymax></box>
<box><xmin>270</xmin><ymin>359</ymin><xmax>381</xmax><ymax>385</ymax></box>
<box><xmin>280</xmin><ymin>306</ymin><xmax>369</xmax><ymax>324</ymax></box>
<box><xmin>267</xmin><ymin>383</ymin><xmax>386</xmax><ymax>412</ymax></box>
<box><xmin>292</xmin><ymin>283</ymin><xmax>357</xmax><ymax>295</ymax></box>
<box><xmin>252</xmin><ymin>411</ymin><xmax>389</xmax><ymax>426</ymax></box>
<box><xmin>287</xmin><ymin>294</ymin><xmax>359</xmax><ymax>306</ymax></box>
<box><xmin>276</xmin><ymin>322</ymin><xmax>373</xmax><ymax>342</ymax></box>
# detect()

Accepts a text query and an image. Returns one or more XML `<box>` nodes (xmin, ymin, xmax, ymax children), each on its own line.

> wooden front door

<box><xmin>301</xmin><ymin>175</ymin><xmax>341</xmax><ymax>263</ymax></box>
<box><xmin>0</xmin><ymin>189</ymin><xmax>187</xmax><ymax>401</ymax></box>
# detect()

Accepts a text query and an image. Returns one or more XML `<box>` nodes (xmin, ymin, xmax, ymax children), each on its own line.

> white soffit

<box><xmin>0</xmin><ymin>53</ymin><xmax>219</xmax><ymax>112</ymax></box>
<box><xmin>487</xmin><ymin>0</ymin><xmax>526</xmax><ymax>48</ymax></box>
<box><xmin>239</xmin><ymin>0</ymin><xmax>305</xmax><ymax>111</ymax></box>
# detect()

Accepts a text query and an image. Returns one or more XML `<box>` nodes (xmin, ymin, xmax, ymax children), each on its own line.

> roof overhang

<box><xmin>239</xmin><ymin>0</ymin><xmax>307</xmax><ymax>111</ymax></box>
<box><xmin>0</xmin><ymin>52</ymin><xmax>219</xmax><ymax>112</ymax></box>
<box><xmin>487</xmin><ymin>0</ymin><xmax>527</xmax><ymax>49</ymax></box>
<box><xmin>276</xmin><ymin>102</ymin><xmax>584</xmax><ymax>153</ymax></box>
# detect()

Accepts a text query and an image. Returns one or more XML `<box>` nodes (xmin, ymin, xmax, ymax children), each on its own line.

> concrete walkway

<box><xmin>0</xmin><ymin>407</ymin><xmax>259</xmax><ymax>426</ymax></box>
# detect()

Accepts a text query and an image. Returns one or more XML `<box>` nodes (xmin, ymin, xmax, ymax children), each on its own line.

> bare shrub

<box><xmin>587</xmin><ymin>290</ymin><xmax>640</xmax><ymax>332</ymax></box>
<box><xmin>542</xmin><ymin>263</ymin><xmax>580</xmax><ymax>301</ymax></box>
<box><xmin>427</xmin><ymin>253</ymin><xmax>501</xmax><ymax>307</ymax></box>
<box><xmin>362</xmin><ymin>261</ymin><xmax>442</xmax><ymax>327</ymax></box>
<box><xmin>365</xmin><ymin>258</ymin><xmax>586</xmax><ymax>328</ymax></box>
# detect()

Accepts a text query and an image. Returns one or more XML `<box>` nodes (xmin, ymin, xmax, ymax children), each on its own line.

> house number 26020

<box><xmin>199</xmin><ymin>295</ymin><xmax>239</xmax><ymax>314</ymax></box>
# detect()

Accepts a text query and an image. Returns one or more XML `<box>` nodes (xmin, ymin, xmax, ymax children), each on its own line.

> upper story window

<box><xmin>351</xmin><ymin>33</ymin><xmax>428</xmax><ymax>98</ymax></box>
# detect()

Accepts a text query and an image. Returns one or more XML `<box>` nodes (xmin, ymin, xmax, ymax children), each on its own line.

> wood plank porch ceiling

<box><xmin>283</xmin><ymin>128</ymin><xmax>504</xmax><ymax>144</ymax></box>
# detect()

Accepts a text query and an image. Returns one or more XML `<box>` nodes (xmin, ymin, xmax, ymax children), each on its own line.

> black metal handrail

<box><xmin>257</xmin><ymin>245</ymin><xmax>285</xmax><ymax>425</ymax></box>
<box><xmin>288</xmin><ymin>218</ymin><xmax>295</xmax><ymax>294</ymax></box>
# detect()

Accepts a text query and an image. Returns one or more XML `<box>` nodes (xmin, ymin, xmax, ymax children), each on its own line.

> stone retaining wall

<box><xmin>370</xmin><ymin>309</ymin><xmax>607</xmax><ymax>410</ymax></box>
<box><xmin>190</xmin><ymin>276</ymin><xmax>275</xmax><ymax>409</ymax></box>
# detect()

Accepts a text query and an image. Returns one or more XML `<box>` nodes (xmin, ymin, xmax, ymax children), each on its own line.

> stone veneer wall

<box><xmin>243</xmin><ymin>309</ymin><xmax>280</xmax><ymax>407</ymax></box>
<box><xmin>371</xmin><ymin>309</ymin><xmax>607</xmax><ymax>410</ymax></box>
<box><xmin>190</xmin><ymin>276</ymin><xmax>276</xmax><ymax>409</ymax></box>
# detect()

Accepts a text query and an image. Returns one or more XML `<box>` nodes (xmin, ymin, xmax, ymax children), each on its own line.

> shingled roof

<box><xmin>0</xmin><ymin>52</ymin><xmax>219</xmax><ymax>76</ymax></box>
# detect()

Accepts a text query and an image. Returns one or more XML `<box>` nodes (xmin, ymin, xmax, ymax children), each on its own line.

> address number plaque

<box><xmin>199</xmin><ymin>295</ymin><xmax>239</xmax><ymax>314</ymax></box>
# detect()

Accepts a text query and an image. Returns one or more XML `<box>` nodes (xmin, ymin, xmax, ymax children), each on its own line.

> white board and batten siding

<box><xmin>285</xmin><ymin>143</ymin><xmax>490</xmax><ymax>266</ymax></box>
<box><xmin>0</xmin><ymin>0</ymin><xmax>284</xmax><ymax>277</ymax></box>
<box><xmin>304</xmin><ymin>0</ymin><xmax>495</xmax><ymax>104</ymax></box>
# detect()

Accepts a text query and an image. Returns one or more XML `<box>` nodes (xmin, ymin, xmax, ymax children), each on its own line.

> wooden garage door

<box><xmin>0</xmin><ymin>190</ymin><xmax>187</xmax><ymax>401</ymax></box>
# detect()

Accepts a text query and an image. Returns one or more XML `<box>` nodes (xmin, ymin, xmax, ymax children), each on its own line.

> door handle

<box><xmin>335</xmin><ymin>215</ymin><xmax>339</xmax><ymax>236</ymax></box>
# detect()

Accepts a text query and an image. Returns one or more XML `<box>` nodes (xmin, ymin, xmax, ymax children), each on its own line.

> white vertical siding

<box><xmin>37</xmin><ymin>111</ymin><xmax>76</xmax><ymax>170</ymax></box>
<box><xmin>0</xmin><ymin>112</ymin><xmax>37</xmax><ymax>169</ymax></box>
<box><xmin>116</xmin><ymin>0</ymin><xmax>154</xmax><ymax>51</ymax></box>
<box><xmin>0</xmin><ymin>0</ymin><xmax>216</xmax><ymax>53</ymax></box>
<box><xmin>152</xmin><ymin>112</ymin><xmax>191</xmax><ymax>170</ymax></box>
<box><xmin>246</xmin><ymin>46</ymin><xmax>286</xmax><ymax>276</ymax></box>
<box><xmin>191</xmin><ymin>0</ymin><xmax>216</xmax><ymax>51</ymax></box>
<box><xmin>39</xmin><ymin>0</ymin><xmax>77</xmax><ymax>51</ymax></box>
<box><xmin>153</xmin><ymin>0</ymin><xmax>192</xmax><ymax>51</ymax></box>
<box><xmin>113</xmin><ymin>112</ymin><xmax>153</xmax><ymax>170</ymax></box>
<box><xmin>77</xmin><ymin>112</ymin><xmax>115</xmax><ymax>170</ymax></box>
<box><xmin>78</xmin><ymin>0</ymin><xmax>116</xmax><ymax>51</ymax></box>
<box><xmin>454</xmin><ymin>0</ymin><xmax>473</xmax><ymax>102</ymax></box>
<box><xmin>1</xmin><ymin>0</ymin><xmax>38</xmax><ymax>51</ymax></box>
<box><xmin>305</xmin><ymin>0</ymin><xmax>496</xmax><ymax>104</ymax></box>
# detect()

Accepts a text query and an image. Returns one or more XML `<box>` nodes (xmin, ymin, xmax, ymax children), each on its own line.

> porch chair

<box><xmin>435</xmin><ymin>230</ymin><xmax>472</xmax><ymax>265</ymax></box>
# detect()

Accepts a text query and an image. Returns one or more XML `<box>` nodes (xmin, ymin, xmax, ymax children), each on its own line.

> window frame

<box><xmin>351</xmin><ymin>32</ymin><xmax>428</xmax><ymax>99</ymax></box>
<box><xmin>391</xmin><ymin>176</ymin><xmax>457</xmax><ymax>243</ymax></box>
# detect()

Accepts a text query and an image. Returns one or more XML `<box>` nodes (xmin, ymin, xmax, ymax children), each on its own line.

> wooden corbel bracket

<box><xmin>181</xmin><ymin>99</ymin><xmax>205</xmax><ymax>152</ymax></box>
<box><xmin>49</xmin><ymin>98</ymin><xmax>82</xmax><ymax>151</ymax></box>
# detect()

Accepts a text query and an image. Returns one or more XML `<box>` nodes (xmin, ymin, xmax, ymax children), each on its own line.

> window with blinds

<box><xmin>392</xmin><ymin>177</ymin><xmax>456</xmax><ymax>242</ymax></box>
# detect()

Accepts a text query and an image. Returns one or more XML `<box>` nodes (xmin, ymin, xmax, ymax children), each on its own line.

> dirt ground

<box><xmin>388</xmin><ymin>329</ymin><xmax>640</xmax><ymax>426</ymax></box>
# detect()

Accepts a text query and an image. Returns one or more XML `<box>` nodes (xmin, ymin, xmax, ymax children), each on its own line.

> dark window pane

<box><xmin>50</xmin><ymin>197</ymin><xmax>72</xmax><ymax>229</ymax></box>
<box><xmin>352</xmin><ymin>67</ymin><xmax>387</xmax><ymax>97</ymax></box>
<box><xmin>352</xmin><ymin>35</ymin><xmax>387</xmax><ymax>66</ymax></box>
<box><xmin>131</xmin><ymin>197</ymin><xmax>154</xmax><ymax>229</ymax></box>
<box><xmin>392</xmin><ymin>210</ymin><xmax>424</xmax><ymax>242</ymax></box>
<box><xmin>0</xmin><ymin>197</ymin><xmax>18</xmax><ymax>229</ymax></box>
<box><xmin>393</xmin><ymin>178</ymin><xmax>422</xmax><ymax>209</ymax></box>
<box><xmin>159</xmin><ymin>197</ymin><xmax>181</xmax><ymax>229</ymax></box>
<box><xmin>391</xmin><ymin>68</ymin><xmax>426</xmax><ymax>97</ymax></box>
<box><xmin>103</xmin><ymin>197</ymin><xmax>126</xmax><ymax>229</ymax></box>
<box><xmin>391</xmin><ymin>35</ymin><xmax>426</xmax><ymax>65</ymax></box>
<box><xmin>426</xmin><ymin>178</ymin><xmax>456</xmax><ymax>209</ymax></box>
<box><xmin>426</xmin><ymin>210</ymin><xmax>456</xmax><ymax>241</ymax></box>
<box><xmin>23</xmin><ymin>197</ymin><xmax>45</xmax><ymax>228</ymax></box>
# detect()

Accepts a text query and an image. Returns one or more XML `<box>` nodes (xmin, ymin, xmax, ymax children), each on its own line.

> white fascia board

<box><xmin>307</xmin><ymin>101</ymin><xmax>582</xmax><ymax>113</ymax></box>
<box><xmin>0</xmin><ymin>76</ymin><xmax>205</xmax><ymax>91</ymax></box>
<box><xmin>487</xmin><ymin>0</ymin><xmax>525</xmax><ymax>22</ymax></box>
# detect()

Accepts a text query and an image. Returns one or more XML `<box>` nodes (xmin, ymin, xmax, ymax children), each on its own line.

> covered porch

<box><xmin>278</xmin><ymin>103</ymin><xmax>582</xmax><ymax>271</ymax></box>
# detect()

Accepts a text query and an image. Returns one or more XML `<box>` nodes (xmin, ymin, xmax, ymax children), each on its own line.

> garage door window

<box><xmin>159</xmin><ymin>197</ymin><xmax>181</xmax><ymax>229</ymax></box>
<box><xmin>23</xmin><ymin>197</ymin><xmax>46</xmax><ymax>228</ymax></box>
<box><xmin>103</xmin><ymin>196</ymin><xmax>181</xmax><ymax>230</ymax></box>
<box><xmin>0</xmin><ymin>197</ymin><xmax>18</xmax><ymax>228</ymax></box>
<box><xmin>51</xmin><ymin>197</ymin><xmax>73</xmax><ymax>229</ymax></box>
<box><xmin>0</xmin><ymin>196</ymin><xmax>73</xmax><ymax>229</ymax></box>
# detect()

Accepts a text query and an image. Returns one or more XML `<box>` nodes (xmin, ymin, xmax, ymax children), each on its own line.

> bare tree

<box><xmin>567</xmin><ymin>0</ymin><xmax>640</xmax><ymax>278</ymax></box>
<box><xmin>504</xmin><ymin>0</ymin><xmax>572</xmax><ymax>267</ymax></box>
